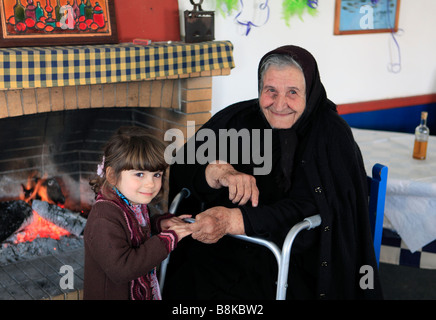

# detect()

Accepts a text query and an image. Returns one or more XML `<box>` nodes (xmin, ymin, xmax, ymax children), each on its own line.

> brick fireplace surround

<box><xmin>0</xmin><ymin>40</ymin><xmax>234</xmax><ymax>137</ymax></box>
<box><xmin>0</xmin><ymin>41</ymin><xmax>234</xmax><ymax>300</ymax></box>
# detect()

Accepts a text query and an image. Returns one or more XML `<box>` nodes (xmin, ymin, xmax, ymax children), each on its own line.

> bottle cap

<box><xmin>422</xmin><ymin>111</ymin><xmax>428</xmax><ymax>120</ymax></box>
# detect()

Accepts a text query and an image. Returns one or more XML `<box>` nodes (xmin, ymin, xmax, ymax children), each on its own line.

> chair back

<box><xmin>367</xmin><ymin>163</ymin><xmax>388</xmax><ymax>266</ymax></box>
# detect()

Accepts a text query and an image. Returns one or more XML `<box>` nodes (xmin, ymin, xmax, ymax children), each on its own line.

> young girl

<box><xmin>84</xmin><ymin>126</ymin><xmax>192</xmax><ymax>300</ymax></box>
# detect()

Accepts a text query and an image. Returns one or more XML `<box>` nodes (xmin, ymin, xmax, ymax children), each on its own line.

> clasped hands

<box><xmin>167</xmin><ymin>162</ymin><xmax>259</xmax><ymax>244</ymax></box>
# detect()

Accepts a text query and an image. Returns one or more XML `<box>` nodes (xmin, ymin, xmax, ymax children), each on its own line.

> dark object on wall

<box><xmin>184</xmin><ymin>0</ymin><xmax>214</xmax><ymax>43</ymax></box>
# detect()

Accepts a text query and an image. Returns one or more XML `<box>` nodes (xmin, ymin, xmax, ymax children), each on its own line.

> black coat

<box><xmin>163</xmin><ymin>99</ymin><xmax>382</xmax><ymax>300</ymax></box>
<box><xmin>163</xmin><ymin>45</ymin><xmax>383</xmax><ymax>300</ymax></box>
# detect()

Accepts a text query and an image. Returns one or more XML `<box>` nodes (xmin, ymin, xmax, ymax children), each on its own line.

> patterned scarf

<box><xmin>111</xmin><ymin>187</ymin><xmax>162</xmax><ymax>300</ymax></box>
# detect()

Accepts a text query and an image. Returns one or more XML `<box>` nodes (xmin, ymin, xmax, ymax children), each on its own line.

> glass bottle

<box><xmin>79</xmin><ymin>0</ymin><xmax>86</xmax><ymax>16</ymax></box>
<box><xmin>84</xmin><ymin>0</ymin><xmax>93</xmax><ymax>19</ymax></box>
<box><xmin>45</xmin><ymin>0</ymin><xmax>56</xmax><ymax>27</ymax></box>
<box><xmin>14</xmin><ymin>0</ymin><xmax>25</xmax><ymax>23</ymax></box>
<box><xmin>45</xmin><ymin>0</ymin><xmax>53</xmax><ymax>14</ymax></box>
<box><xmin>35</xmin><ymin>1</ymin><xmax>44</xmax><ymax>21</ymax></box>
<box><xmin>93</xmin><ymin>2</ymin><xmax>104</xmax><ymax>27</ymax></box>
<box><xmin>413</xmin><ymin>111</ymin><xmax>430</xmax><ymax>160</ymax></box>
<box><xmin>55</xmin><ymin>0</ymin><xmax>61</xmax><ymax>21</ymax></box>
<box><xmin>25</xmin><ymin>0</ymin><xmax>37</xmax><ymax>21</ymax></box>
<box><xmin>72</xmin><ymin>0</ymin><xmax>80</xmax><ymax>19</ymax></box>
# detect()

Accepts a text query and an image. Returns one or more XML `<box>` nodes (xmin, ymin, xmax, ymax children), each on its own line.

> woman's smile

<box><xmin>267</xmin><ymin>108</ymin><xmax>296</xmax><ymax>116</ymax></box>
<box><xmin>259</xmin><ymin>65</ymin><xmax>306</xmax><ymax>129</ymax></box>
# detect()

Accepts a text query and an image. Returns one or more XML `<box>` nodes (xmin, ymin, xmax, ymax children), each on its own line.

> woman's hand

<box><xmin>190</xmin><ymin>207</ymin><xmax>244</xmax><ymax>244</ymax></box>
<box><xmin>205</xmin><ymin>161</ymin><xmax>259</xmax><ymax>207</ymax></box>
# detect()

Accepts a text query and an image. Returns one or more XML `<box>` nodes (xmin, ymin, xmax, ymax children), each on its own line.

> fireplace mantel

<box><xmin>0</xmin><ymin>41</ymin><xmax>234</xmax><ymax>90</ymax></box>
<box><xmin>0</xmin><ymin>41</ymin><xmax>235</xmax><ymax>131</ymax></box>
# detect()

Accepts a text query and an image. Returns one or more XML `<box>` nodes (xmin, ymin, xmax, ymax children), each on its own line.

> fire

<box><xmin>20</xmin><ymin>171</ymin><xmax>65</xmax><ymax>205</ymax></box>
<box><xmin>14</xmin><ymin>210</ymin><xmax>70</xmax><ymax>244</ymax></box>
<box><xmin>5</xmin><ymin>171</ymin><xmax>72</xmax><ymax>244</ymax></box>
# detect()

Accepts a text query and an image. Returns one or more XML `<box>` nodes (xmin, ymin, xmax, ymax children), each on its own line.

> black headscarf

<box><xmin>257</xmin><ymin>45</ymin><xmax>336</xmax><ymax>190</ymax></box>
<box><xmin>258</xmin><ymin>45</ymin><xmax>336</xmax><ymax>132</ymax></box>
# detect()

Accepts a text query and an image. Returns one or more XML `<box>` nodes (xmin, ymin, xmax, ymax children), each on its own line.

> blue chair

<box><xmin>160</xmin><ymin>163</ymin><xmax>388</xmax><ymax>299</ymax></box>
<box><xmin>367</xmin><ymin>163</ymin><xmax>389</xmax><ymax>267</ymax></box>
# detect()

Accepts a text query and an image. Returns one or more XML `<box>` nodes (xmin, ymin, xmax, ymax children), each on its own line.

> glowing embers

<box><xmin>13</xmin><ymin>210</ymin><xmax>71</xmax><ymax>244</ymax></box>
<box><xmin>1</xmin><ymin>171</ymin><xmax>86</xmax><ymax>245</ymax></box>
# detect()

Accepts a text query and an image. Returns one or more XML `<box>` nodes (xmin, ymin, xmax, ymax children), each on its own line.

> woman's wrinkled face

<box><xmin>259</xmin><ymin>65</ymin><xmax>306</xmax><ymax>129</ymax></box>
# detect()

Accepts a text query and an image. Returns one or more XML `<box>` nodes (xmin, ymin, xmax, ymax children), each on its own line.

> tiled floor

<box><xmin>4</xmin><ymin>243</ymin><xmax>434</xmax><ymax>300</ymax></box>
<box><xmin>0</xmin><ymin>247</ymin><xmax>84</xmax><ymax>300</ymax></box>
<box><xmin>379</xmin><ymin>262</ymin><xmax>436</xmax><ymax>300</ymax></box>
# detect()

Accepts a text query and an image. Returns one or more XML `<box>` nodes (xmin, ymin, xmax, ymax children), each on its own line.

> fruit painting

<box><xmin>0</xmin><ymin>0</ymin><xmax>117</xmax><ymax>47</ymax></box>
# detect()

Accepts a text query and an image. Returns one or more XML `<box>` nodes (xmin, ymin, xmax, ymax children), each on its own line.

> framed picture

<box><xmin>0</xmin><ymin>0</ymin><xmax>118</xmax><ymax>47</ymax></box>
<box><xmin>334</xmin><ymin>0</ymin><xmax>400</xmax><ymax>35</ymax></box>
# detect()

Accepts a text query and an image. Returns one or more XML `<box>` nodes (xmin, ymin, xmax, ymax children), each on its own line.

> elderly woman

<box><xmin>163</xmin><ymin>45</ymin><xmax>382</xmax><ymax>299</ymax></box>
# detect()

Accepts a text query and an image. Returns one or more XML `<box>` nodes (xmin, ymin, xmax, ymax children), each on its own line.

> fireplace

<box><xmin>0</xmin><ymin>41</ymin><xmax>234</xmax><ymax>299</ymax></box>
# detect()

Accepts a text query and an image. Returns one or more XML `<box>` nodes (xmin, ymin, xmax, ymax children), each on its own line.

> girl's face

<box><xmin>115</xmin><ymin>169</ymin><xmax>163</xmax><ymax>205</ymax></box>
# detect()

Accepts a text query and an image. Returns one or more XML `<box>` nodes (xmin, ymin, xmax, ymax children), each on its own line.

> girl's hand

<box><xmin>169</xmin><ymin>222</ymin><xmax>193</xmax><ymax>241</ymax></box>
<box><xmin>160</xmin><ymin>214</ymin><xmax>191</xmax><ymax>231</ymax></box>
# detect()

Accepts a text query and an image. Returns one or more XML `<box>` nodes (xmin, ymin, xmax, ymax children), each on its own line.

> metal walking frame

<box><xmin>159</xmin><ymin>188</ymin><xmax>322</xmax><ymax>300</ymax></box>
<box><xmin>159</xmin><ymin>163</ymin><xmax>387</xmax><ymax>299</ymax></box>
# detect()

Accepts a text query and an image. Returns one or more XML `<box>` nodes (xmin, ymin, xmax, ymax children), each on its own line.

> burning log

<box><xmin>32</xmin><ymin>200</ymin><xmax>87</xmax><ymax>237</ymax></box>
<box><xmin>0</xmin><ymin>200</ymin><xmax>34</xmax><ymax>243</ymax></box>
<box><xmin>21</xmin><ymin>171</ymin><xmax>65</xmax><ymax>205</ymax></box>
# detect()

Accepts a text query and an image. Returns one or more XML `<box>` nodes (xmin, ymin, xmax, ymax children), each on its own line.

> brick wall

<box><xmin>0</xmin><ymin>68</ymin><xmax>231</xmax><ymax>139</ymax></box>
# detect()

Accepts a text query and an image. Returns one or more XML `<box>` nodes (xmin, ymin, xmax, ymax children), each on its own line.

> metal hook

<box><xmin>190</xmin><ymin>0</ymin><xmax>203</xmax><ymax>11</ymax></box>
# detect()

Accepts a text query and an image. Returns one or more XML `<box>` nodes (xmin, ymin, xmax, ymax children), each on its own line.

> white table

<box><xmin>352</xmin><ymin>128</ymin><xmax>436</xmax><ymax>268</ymax></box>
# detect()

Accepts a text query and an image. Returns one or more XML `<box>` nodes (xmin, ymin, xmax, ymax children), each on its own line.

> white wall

<box><xmin>178</xmin><ymin>0</ymin><xmax>436</xmax><ymax>115</ymax></box>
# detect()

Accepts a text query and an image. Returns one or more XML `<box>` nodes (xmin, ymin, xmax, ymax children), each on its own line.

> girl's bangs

<box><xmin>124</xmin><ymin>138</ymin><xmax>168</xmax><ymax>172</ymax></box>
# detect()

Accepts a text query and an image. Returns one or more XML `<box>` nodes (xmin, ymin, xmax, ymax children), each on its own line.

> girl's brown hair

<box><xmin>90</xmin><ymin>126</ymin><xmax>169</xmax><ymax>203</ymax></box>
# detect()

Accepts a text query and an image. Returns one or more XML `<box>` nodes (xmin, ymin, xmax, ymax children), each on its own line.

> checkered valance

<box><xmin>0</xmin><ymin>41</ymin><xmax>234</xmax><ymax>90</ymax></box>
